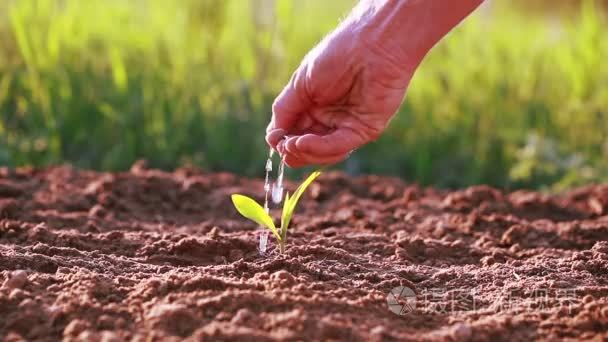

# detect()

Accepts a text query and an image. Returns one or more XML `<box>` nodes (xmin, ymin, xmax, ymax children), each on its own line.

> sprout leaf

<box><xmin>231</xmin><ymin>194</ymin><xmax>281</xmax><ymax>241</ymax></box>
<box><xmin>281</xmin><ymin>171</ymin><xmax>321</xmax><ymax>233</ymax></box>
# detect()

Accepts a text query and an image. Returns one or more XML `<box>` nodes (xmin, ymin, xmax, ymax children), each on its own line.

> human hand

<box><xmin>265</xmin><ymin>18</ymin><xmax>415</xmax><ymax>168</ymax></box>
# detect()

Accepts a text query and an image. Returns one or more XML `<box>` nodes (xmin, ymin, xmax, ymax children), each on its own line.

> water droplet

<box><xmin>265</xmin><ymin>158</ymin><xmax>273</xmax><ymax>172</ymax></box>
<box><xmin>259</xmin><ymin>232</ymin><xmax>268</xmax><ymax>254</ymax></box>
<box><xmin>271</xmin><ymin>183</ymin><xmax>283</xmax><ymax>203</ymax></box>
<box><xmin>277</xmin><ymin>157</ymin><xmax>285</xmax><ymax>185</ymax></box>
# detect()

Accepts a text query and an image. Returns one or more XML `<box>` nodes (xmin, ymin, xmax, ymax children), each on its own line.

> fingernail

<box><xmin>285</xmin><ymin>137</ymin><xmax>297</xmax><ymax>154</ymax></box>
<box><xmin>277</xmin><ymin>140</ymin><xmax>286</xmax><ymax>155</ymax></box>
<box><xmin>266</xmin><ymin>129</ymin><xmax>287</xmax><ymax>147</ymax></box>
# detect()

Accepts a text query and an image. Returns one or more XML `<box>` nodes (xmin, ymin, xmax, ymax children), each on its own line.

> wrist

<box><xmin>347</xmin><ymin>0</ymin><xmax>483</xmax><ymax>69</ymax></box>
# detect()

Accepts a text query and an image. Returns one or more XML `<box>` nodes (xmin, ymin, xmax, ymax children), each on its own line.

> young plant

<box><xmin>231</xmin><ymin>171</ymin><xmax>321</xmax><ymax>254</ymax></box>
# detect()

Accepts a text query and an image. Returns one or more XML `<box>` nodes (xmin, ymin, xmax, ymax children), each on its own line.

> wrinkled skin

<box><xmin>266</xmin><ymin>0</ymin><xmax>483</xmax><ymax>168</ymax></box>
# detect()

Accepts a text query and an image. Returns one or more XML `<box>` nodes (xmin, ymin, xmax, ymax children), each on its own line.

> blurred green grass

<box><xmin>0</xmin><ymin>0</ymin><xmax>606</xmax><ymax>190</ymax></box>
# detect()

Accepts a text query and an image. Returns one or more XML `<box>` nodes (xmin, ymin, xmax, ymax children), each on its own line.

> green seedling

<box><xmin>231</xmin><ymin>171</ymin><xmax>321</xmax><ymax>254</ymax></box>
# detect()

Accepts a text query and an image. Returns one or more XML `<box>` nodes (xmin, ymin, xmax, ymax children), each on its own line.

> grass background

<box><xmin>0</xmin><ymin>0</ymin><xmax>607</xmax><ymax>190</ymax></box>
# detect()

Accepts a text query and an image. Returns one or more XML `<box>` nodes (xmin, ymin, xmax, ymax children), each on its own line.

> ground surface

<box><xmin>0</xmin><ymin>164</ymin><xmax>607</xmax><ymax>341</ymax></box>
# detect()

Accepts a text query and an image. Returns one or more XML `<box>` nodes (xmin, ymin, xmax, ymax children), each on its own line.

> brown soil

<box><xmin>1</xmin><ymin>164</ymin><xmax>607</xmax><ymax>341</ymax></box>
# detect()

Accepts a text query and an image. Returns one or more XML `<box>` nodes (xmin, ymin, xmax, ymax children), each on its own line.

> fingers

<box><xmin>269</xmin><ymin>122</ymin><xmax>367</xmax><ymax>168</ymax></box>
<box><xmin>275</xmin><ymin>135</ymin><xmax>347</xmax><ymax>168</ymax></box>
<box><xmin>283</xmin><ymin>150</ymin><xmax>348</xmax><ymax>169</ymax></box>
<box><xmin>293</xmin><ymin>128</ymin><xmax>366</xmax><ymax>157</ymax></box>
<box><xmin>265</xmin><ymin>116</ymin><xmax>330</xmax><ymax>150</ymax></box>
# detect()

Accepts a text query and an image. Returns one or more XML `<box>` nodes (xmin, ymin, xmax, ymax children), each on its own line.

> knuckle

<box><xmin>271</xmin><ymin>98</ymin><xmax>282</xmax><ymax>116</ymax></box>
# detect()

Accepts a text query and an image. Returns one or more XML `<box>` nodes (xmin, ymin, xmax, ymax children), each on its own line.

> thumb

<box><xmin>266</xmin><ymin>67</ymin><xmax>311</xmax><ymax>148</ymax></box>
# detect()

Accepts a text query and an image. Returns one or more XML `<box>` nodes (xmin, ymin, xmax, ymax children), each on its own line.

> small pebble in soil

<box><xmin>270</xmin><ymin>270</ymin><xmax>296</xmax><ymax>286</ymax></box>
<box><xmin>451</xmin><ymin>323</ymin><xmax>472</xmax><ymax>340</ymax></box>
<box><xmin>335</xmin><ymin>208</ymin><xmax>354</xmax><ymax>221</ymax></box>
<box><xmin>207</xmin><ymin>226</ymin><xmax>220</xmax><ymax>239</ymax></box>
<box><xmin>18</xmin><ymin>298</ymin><xmax>34</xmax><ymax>308</ymax></box>
<box><xmin>231</xmin><ymin>308</ymin><xmax>254</xmax><ymax>324</ymax></box>
<box><xmin>213</xmin><ymin>256</ymin><xmax>227</xmax><ymax>264</ymax></box>
<box><xmin>8</xmin><ymin>288</ymin><xmax>26</xmax><ymax>301</ymax></box>
<box><xmin>146</xmin><ymin>303</ymin><xmax>198</xmax><ymax>336</ymax></box>
<box><xmin>601</xmin><ymin>307</ymin><xmax>608</xmax><ymax>319</ymax></box>
<box><xmin>99</xmin><ymin>331</ymin><xmax>121</xmax><ymax>342</ymax></box>
<box><xmin>2</xmin><ymin>270</ymin><xmax>28</xmax><ymax>290</ymax></box>
<box><xmin>98</xmin><ymin>314</ymin><xmax>114</xmax><ymax>329</ymax></box>
<box><xmin>4</xmin><ymin>332</ymin><xmax>25</xmax><ymax>341</ymax></box>
<box><xmin>63</xmin><ymin>319</ymin><xmax>90</xmax><ymax>337</ymax></box>
<box><xmin>482</xmin><ymin>256</ymin><xmax>496</xmax><ymax>266</ymax></box>
<box><xmin>394</xmin><ymin>247</ymin><xmax>409</xmax><ymax>259</ymax></box>
<box><xmin>78</xmin><ymin>330</ymin><xmax>107</xmax><ymax>341</ymax></box>
<box><xmin>369</xmin><ymin>325</ymin><xmax>387</xmax><ymax>341</ymax></box>
<box><xmin>509</xmin><ymin>243</ymin><xmax>522</xmax><ymax>254</ymax></box>
<box><xmin>46</xmin><ymin>304</ymin><xmax>63</xmax><ymax>320</ymax></box>
<box><xmin>88</xmin><ymin>204</ymin><xmax>107</xmax><ymax>218</ymax></box>
<box><xmin>115</xmin><ymin>317</ymin><xmax>127</xmax><ymax>329</ymax></box>
<box><xmin>550</xmin><ymin>280</ymin><xmax>571</xmax><ymax>288</ymax></box>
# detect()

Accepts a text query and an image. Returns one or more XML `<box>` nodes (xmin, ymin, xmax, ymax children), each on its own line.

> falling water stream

<box><xmin>260</xmin><ymin>148</ymin><xmax>285</xmax><ymax>254</ymax></box>
<box><xmin>271</xmin><ymin>155</ymin><xmax>285</xmax><ymax>204</ymax></box>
